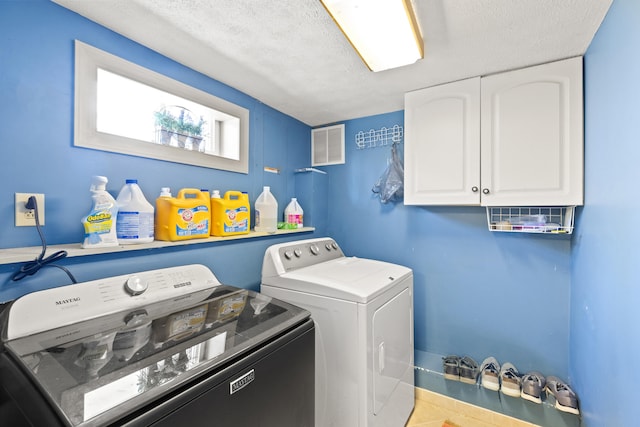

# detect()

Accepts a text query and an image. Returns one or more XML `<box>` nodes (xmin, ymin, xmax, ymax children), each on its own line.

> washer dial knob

<box><xmin>124</xmin><ymin>276</ymin><xmax>148</xmax><ymax>296</ymax></box>
<box><xmin>310</xmin><ymin>244</ymin><xmax>320</xmax><ymax>255</ymax></box>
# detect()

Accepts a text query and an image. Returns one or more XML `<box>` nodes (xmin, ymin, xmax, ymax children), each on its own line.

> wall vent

<box><xmin>312</xmin><ymin>124</ymin><xmax>345</xmax><ymax>166</ymax></box>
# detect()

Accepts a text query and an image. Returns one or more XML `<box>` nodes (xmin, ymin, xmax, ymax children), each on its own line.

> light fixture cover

<box><xmin>321</xmin><ymin>0</ymin><xmax>424</xmax><ymax>72</ymax></box>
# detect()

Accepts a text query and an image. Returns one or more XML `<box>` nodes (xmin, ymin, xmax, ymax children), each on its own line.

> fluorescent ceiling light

<box><xmin>321</xmin><ymin>0</ymin><xmax>424</xmax><ymax>72</ymax></box>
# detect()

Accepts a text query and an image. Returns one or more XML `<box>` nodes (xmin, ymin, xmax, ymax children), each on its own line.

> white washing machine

<box><xmin>261</xmin><ymin>237</ymin><xmax>414</xmax><ymax>427</ymax></box>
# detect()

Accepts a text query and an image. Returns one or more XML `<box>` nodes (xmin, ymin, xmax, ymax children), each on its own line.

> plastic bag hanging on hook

<box><xmin>372</xmin><ymin>143</ymin><xmax>404</xmax><ymax>204</ymax></box>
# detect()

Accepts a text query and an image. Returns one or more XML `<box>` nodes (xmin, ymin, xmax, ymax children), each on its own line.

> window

<box><xmin>74</xmin><ymin>41</ymin><xmax>249</xmax><ymax>173</ymax></box>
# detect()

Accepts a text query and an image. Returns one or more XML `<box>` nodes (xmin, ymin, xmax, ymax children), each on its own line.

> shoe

<box><xmin>459</xmin><ymin>356</ymin><xmax>479</xmax><ymax>384</ymax></box>
<box><xmin>521</xmin><ymin>371</ymin><xmax>546</xmax><ymax>403</ymax></box>
<box><xmin>479</xmin><ymin>357</ymin><xmax>500</xmax><ymax>391</ymax></box>
<box><xmin>499</xmin><ymin>362</ymin><xmax>521</xmax><ymax>397</ymax></box>
<box><xmin>442</xmin><ymin>355</ymin><xmax>460</xmax><ymax>381</ymax></box>
<box><xmin>546</xmin><ymin>376</ymin><xmax>580</xmax><ymax>415</ymax></box>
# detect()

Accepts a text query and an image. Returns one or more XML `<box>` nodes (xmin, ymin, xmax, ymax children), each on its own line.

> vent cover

<box><xmin>312</xmin><ymin>124</ymin><xmax>345</xmax><ymax>166</ymax></box>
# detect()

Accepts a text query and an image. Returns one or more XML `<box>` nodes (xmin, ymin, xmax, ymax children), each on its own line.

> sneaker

<box><xmin>499</xmin><ymin>362</ymin><xmax>521</xmax><ymax>397</ymax></box>
<box><xmin>459</xmin><ymin>356</ymin><xmax>479</xmax><ymax>384</ymax></box>
<box><xmin>521</xmin><ymin>371</ymin><xmax>546</xmax><ymax>403</ymax></box>
<box><xmin>546</xmin><ymin>376</ymin><xmax>580</xmax><ymax>415</ymax></box>
<box><xmin>442</xmin><ymin>355</ymin><xmax>460</xmax><ymax>381</ymax></box>
<box><xmin>479</xmin><ymin>357</ymin><xmax>500</xmax><ymax>391</ymax></box>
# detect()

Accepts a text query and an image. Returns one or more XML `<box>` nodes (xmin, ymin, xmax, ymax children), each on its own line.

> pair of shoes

<box><xmin>442</xmin><ymin>355</ymin><xmax>479</xmax><ymax>384</ymax></box>
<box><xmin>521</xmin><ymin>372</ymin><xmax>546</xmax><ymax>404</ymax></box>
<box><xmin>499</xmin><ymin>362</ymin><xmax>521</xmax><ymax>398</ymax></box>
<box><xmin>479</xmin><ymin>357</ymin><xmax>521</xmax><ymax>396</ymax></box>
<box><xmin>546</xmin><ymin>376</ymin><xmax>580</xmax><ymax>415</ymax></box>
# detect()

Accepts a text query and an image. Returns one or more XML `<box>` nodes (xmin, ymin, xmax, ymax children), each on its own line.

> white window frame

<box><xmin>74</xmin><ymin>40</ymin><xmax>249</xmax><ymax>173</ymax></box>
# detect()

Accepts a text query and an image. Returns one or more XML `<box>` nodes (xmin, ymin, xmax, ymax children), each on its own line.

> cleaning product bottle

<box><xmin>81</xmin><ymin>175</ymin><xmax>119</xmax><ymax>248</ymax></box>
<box><xmin>155</xmin><ymin>188</ymin><xmax>210</xmax><ymax>241</ymax></box>
<box><xmin>254</xmin><ymin>186</ymin><xmax>277</xmax><ymax>233</ymax></box>
<box><xmin>210</xmin><ymin>191</ymin><xmax>251</xmax><ymax>236</ymax></box>
<box><xmin>116</xmin><ymin>179</ymin><xmax>155</xmax><ymax>244</ymax></box>
<box><xmin>154</xmin><ymin>187</ymin><xmax>171</xmax><ymax>240</ymax></box>
<box><xmin>284</xmin><ymin>197</ymin><xmax>304</xmax><ymax>228</ymax></box>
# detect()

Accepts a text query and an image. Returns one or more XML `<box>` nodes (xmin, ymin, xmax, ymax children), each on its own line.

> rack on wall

<box><xmin>355</xmin><ymin>125</ymin><xmax>403</xmax><ymax>149</ymax></box>
<box><xmin>487</xmin><ymin>206</ymin><xmax>575</xmax><ymax>234</ymax></box>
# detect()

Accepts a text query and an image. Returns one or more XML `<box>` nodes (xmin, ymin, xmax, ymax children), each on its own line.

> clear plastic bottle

<box><xmin>116</xmin><ymin>179</ymin><xmax>155</xmax><ymax>244</ymax></box>
<box><xmin>284</xmin><ymin>197</ymin><xmax>304</xmax><ymax>228</ymax></box>
<box><xmin>81</xmin><ymin>176</ymin><xmax>119</xmax><ymax>248</ymax></box>
<box><xmin>254</xmin><ymin>186</ymin><xmax>277</xmax><ymax>233</ymax></box>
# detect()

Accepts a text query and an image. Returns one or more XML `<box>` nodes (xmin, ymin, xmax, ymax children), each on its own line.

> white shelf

<box><xmin>487</xmin><ymin>207</ymin><xmax>575</xmax><ymax>234</ymax></box>
<box><xmin>0</xmin><ymin>227</ymin><xmax>315</xmax><ymax>266</ymax></box>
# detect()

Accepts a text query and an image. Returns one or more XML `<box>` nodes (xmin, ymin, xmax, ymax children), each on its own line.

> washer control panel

<box><xmin>5</xmin><ymin>264</ymin><xmax>220</xmax><ymax>340</ymax></box>
<box><xmin>276</xmin><ymin>238</ymin><xmax>344</xmax><ymax>272</ymax></box>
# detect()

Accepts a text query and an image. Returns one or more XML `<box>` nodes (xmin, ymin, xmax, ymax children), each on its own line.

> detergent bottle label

<box><xmin>175</xmin><ymin>205</ymin><xmax>209</xmax><ymax>236</ymax></box>
<box><xmin>286</xmin><ymin>213</ymin><xmax>303</xmax><ymax>227</ymax></box>
<box><xmin>223</xmin><ymin>206</ymin><xmax>249</xmax><ymax>233</ymax></box>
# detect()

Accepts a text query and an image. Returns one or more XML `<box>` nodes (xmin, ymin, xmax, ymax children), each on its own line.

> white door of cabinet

<box><xmin>480</xmin><ymin>57</ymin><xmax>584</xmax><ymax>206</ymax></box>
<box><xmin>404</xmin><ymin>57</ymin><xmax>583</xmax><ymax>207</ymax></box>
<box><xmin>404</xmin><ymin>78</ymin><xmax>481</xmax><ymax>205</ymax></box>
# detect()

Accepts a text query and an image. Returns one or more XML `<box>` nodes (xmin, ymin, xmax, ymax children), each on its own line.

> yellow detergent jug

<box><xmin>210</xmin><ymin>191</ymin><xmax>250</xmax><ymax>236</ymax></box>
<box><xmin>155</xmin><ymin>188</ymin><xmax>210</xmax><ymax>241</ymax></box>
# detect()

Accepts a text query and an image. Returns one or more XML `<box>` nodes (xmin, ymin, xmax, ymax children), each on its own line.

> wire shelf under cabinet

<box><xmin>487</xmin><ymin>206</ymin><xmax>575</xmax><ymax>234</ymax></box>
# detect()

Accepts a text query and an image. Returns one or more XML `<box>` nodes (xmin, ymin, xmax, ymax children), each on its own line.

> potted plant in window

<box><xmin>175</xmin><ymin>109</ymin><xmax>191</xmax><ymax>149</ymax></box>
<box><xmin>187</xmin><ymin>116</ymin><xmax>206</xmax><ymax>152</ymax></box>
<box><xmin>154</xmin><ymin>109</ymin><xmax>178</xmax><ymax>146</ymax></box>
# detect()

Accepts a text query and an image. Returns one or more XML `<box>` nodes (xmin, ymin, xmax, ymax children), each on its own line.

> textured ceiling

<box><xmin>53</xmin><ymin>0</ymin><xmax>612</xmax><ymax>126</ymax></box>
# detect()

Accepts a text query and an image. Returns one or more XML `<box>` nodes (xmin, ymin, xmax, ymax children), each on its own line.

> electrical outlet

<box><xmin>15</xmin><ymin>193</ymin><xmax>45</xmax><ymax>226</ymax></box>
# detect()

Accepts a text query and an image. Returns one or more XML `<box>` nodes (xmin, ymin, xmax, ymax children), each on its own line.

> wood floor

<box><xmin>405</xmin><ymin>388</ymin><xmax>539</xmax><ymax>427</ymax></box>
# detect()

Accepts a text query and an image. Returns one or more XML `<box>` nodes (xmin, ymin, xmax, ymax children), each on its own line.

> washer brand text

<box><xmin>55</xmin><ymin>297</ymin><xmax>81</xmax><ymax>305</ymax></box>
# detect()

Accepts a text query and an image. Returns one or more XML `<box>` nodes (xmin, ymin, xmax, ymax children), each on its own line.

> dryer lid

<box><xmin>262</xmin><ymin>257</ymin><xmax>412</xmax><ymax>303</ymax></box>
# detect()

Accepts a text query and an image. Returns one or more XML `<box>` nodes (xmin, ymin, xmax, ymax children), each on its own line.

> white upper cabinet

<box><xmin>404</xmin><ymin>77</ymin><xmax>481</xmax><ymax>205</ymax></box>
<box><xmin>404</xmin><ymin>57</ymin><xmax>584</xmax><ymax>206</ymax></box>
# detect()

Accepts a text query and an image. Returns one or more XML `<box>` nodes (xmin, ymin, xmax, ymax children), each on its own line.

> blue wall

<box><xmin>3</xmin><ymin>1</ymin><xmax>633</xmax><ymax>424</ymax></box>
<box><xmin>325</xmin><ymin>112</ymin><xmax>573</xmax><ymax>378</ymax></box>
<box><xmin>572</xmin><ymin>0</ymin><xmax>640</xmax><ymax>425</ymax></box>
<box><xmin>0</xmin><ymin>0</ymin><xmax>317</xmax><ymax>301</ymax></box>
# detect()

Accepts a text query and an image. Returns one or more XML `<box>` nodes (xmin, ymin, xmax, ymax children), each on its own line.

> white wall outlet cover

<box><xmin>15</xmin><ymin>193</ymin><xmax>45</xmax><ymax>226</ymax></box>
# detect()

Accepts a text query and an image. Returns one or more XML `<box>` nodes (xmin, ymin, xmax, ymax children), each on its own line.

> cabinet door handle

<box><xmin>472</xmin><ymin>186</ymin><xmax>478</xmax><ymax>192</ymax></box>
<box><xmin>482</xmin><ymin>188</ymin><xmax>490</xmax><ymax>194</ymax></box>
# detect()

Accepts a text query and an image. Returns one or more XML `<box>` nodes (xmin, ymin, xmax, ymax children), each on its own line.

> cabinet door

<box><xmin>480</xmin><ymin>57</ymin><xmax>583</xmax><ymax>206</ymax></box>
<box><xmin>404</xmin><ymin>77</ymin><xmax>481</xmax><ymax>205</ymax></box>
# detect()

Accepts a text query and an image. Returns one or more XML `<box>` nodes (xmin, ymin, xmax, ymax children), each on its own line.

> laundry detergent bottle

<box><xmin>155</xmin><ymin>188</ymin><xmax>210</xmax><ymax>241</ymax></box>
<box><xmin>81</xmin><ymin>175</ymin><xmax>119</xmax><ymax>248</ymax></box>
<box><xmin>116</xmin><ymin>179</ymin><xmax>155</xmax><ymax>244</ymax></box>
<box><xmin>210</xmin><ymin>190</ymin><xmax>250</xmax><ymax>236</ymax></box>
